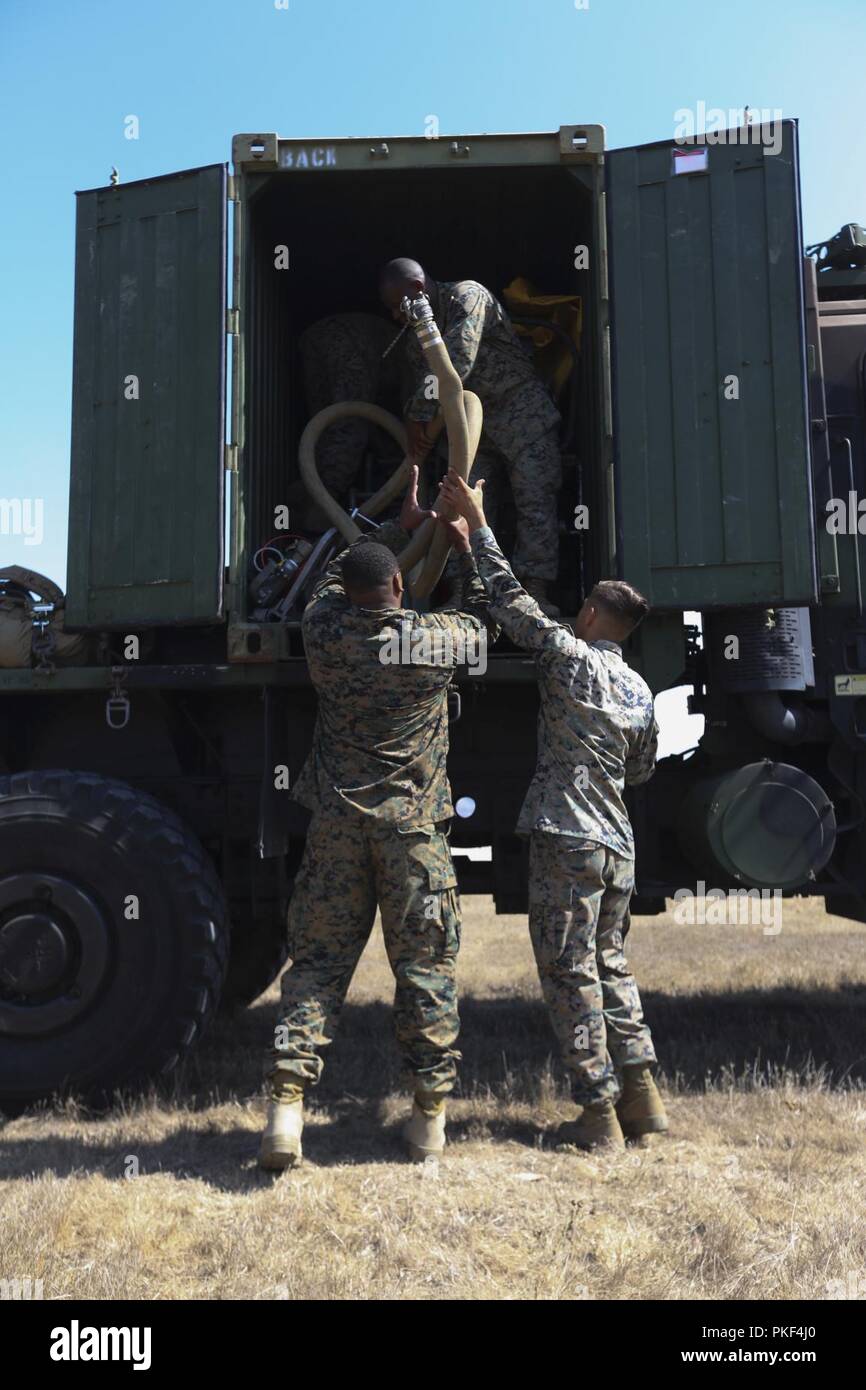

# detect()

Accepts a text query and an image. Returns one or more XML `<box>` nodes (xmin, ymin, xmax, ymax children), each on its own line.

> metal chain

<box><xmin>29</xmin><ymin>604</ymin><xmax>57</xmax><ymax>675</ymax></box>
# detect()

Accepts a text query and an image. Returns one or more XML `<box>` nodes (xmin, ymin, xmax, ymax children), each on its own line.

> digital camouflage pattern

<box><xmin>299</xmin><ymin>312</ymin><xmax>410</xmax><ymax>497</ymax></box>
<box><xmin>466</xmin><ymin>525</ymin><xmax>660</xmax><ymax>1103</ymax></box>
<box><xmin>291</xmin><ymin>534</ymin><xmax>497</xmax><ymax>824</ymax></box>
<box><xmin>403</xmin><ymin>281</ymin><xmax>561</xmax><ymax>449</ymax></box>
<box><xmin>529</xmin><ymin>831</ymin><xmax>656</xmax><ymax>1105</ymax></box>
<box><xmin>402</xmin><ymin>280</ymin><xmax>562</xmax><ymax>581</ymax></box>
<box><xmin>466</xmin><ymin>432</ymin><xmax>561</xmax><ymax>581</ymax></box>
<box><xmin>469</xmin><ymin>526</ymin><xmax>658</xmax><ymax>856</ymax></box>
<box><xmin>270</xmin><ymin>815</ymin><xmax>461</xmax><ymax>1096</ymax></box>
<box><xmin>270</xmin><ymin>534</ymin><xmax>496</xmax><ymax>1100</ymax></box>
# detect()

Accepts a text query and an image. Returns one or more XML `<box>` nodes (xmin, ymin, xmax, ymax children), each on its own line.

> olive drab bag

<box><xmin>0</xmin><ymin>566</ymin><xmax>87</xmax><ymax>668</ymax></box>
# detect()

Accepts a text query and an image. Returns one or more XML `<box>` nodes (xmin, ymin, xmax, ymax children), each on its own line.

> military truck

<box><xmin>1</xmin><ymin>120</ymin><xmax>864</xmax><ymax>1109</ymax></box>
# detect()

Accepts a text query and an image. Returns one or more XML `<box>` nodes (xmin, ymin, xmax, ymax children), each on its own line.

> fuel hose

<box><xmin>296</xmin><ymin>292</ymin><xmax>482</xmax><ymax>595</ymax></box>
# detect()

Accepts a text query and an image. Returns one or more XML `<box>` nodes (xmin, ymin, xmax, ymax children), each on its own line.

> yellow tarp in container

<box><xmin>503</xmin><ymin>277</ymin><xmax>582</xmax><ymax>400</ymax></box>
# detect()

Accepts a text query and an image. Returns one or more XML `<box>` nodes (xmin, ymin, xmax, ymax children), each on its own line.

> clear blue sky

<box><xmin>1</xmin><ymin>0</ymin><xmax>863</xmax><ymax>598</ymax></box>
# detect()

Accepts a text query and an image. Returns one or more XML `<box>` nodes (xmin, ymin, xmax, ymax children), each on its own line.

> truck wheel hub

<box><xmin>0</xmin><ymin>874</ymin><xmax>111</xmax><ymax>1035</ymax></box>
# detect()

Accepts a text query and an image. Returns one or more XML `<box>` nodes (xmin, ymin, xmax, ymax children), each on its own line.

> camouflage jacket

<box><xmin>292</xmin><ymin>534</ymin><xmax>497</xmax><ymax>825</ymax></box>
<box><xmin>403</xmin><ymin>280</ymin><xmax>561</xmax><ymax>455</ymax></box>
<box><xmin>470</xmin><ymin>526</ymin><xmax>658</xmax><ymax>856</ymax></box>
<box><xmin>299</xmin><ymin>312</ymin><xmax>414</xmax><ymax>407</ymax></box>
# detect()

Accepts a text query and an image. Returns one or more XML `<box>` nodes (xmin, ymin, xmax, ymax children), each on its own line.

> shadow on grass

<box><xmin>3</xmin><ymin>982</ymin><xmax>865</xmax><ymax>1185</ymax></box>
<box><xmin>195</xmin><ymin>981</ymin><xmax>866</xmax><ymax>1105</ymax></box>
<box><xmin>0</xmin><ymin>1105</ymin><xmax>545</xmax><ymax>1189</ymax></box>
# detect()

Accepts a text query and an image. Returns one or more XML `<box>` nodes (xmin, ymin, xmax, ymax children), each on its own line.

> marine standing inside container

<box><xmin>295</xmin><ymin>312</ymin><xmax>407</xmax><ymax>522</ymax></box>
<box><xmin>259</xmin><ymin>475</ymin><xmax>498</xmax><ymax>1169</ymax></box>
<box><xmin>439</xmin><ymin>469</ymin><xmax>667</xmax><ymax>1150</ymax></box>
<box><xmin>379</xmin><ymin>258</ymin><xmax>563</xmax><ymax>615</ymax></box>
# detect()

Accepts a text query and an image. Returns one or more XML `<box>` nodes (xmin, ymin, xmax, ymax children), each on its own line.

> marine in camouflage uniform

<box><xmin>402</xmin><ymin>280</ymin><xmax>562</xmax><ymax>582</ymax></box>
<box><xmin>267</xmin><ymin>528</ymin><xmax>497</xmax><ymax>1105</ymax></box>
<box><xmin>469</xmin><ymin>525</ymin><xmax>659</xmax><ymax>1107</ymax></box>
<box><xmin>299</xmin><ymin>312</ymin><xmax>408</xmax><ymax>500</ymax></box>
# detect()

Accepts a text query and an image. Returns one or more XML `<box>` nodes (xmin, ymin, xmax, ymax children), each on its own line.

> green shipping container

<box><xmin>65</xmin><ymin>120</ymin><xmax>815</xmax><ymax>628</ymax></box>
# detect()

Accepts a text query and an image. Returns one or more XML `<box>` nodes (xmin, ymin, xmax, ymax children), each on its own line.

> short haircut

<box><xmin>341</xmin><ymin>541</ymin><xmax>399</xmax><ymax>595</ymax></box>
<box><xmin>590</xmin><ymin>579</ymin><xmax>650</xmax><ymax>632</ymax></box>
<box><xmin>379</xmin><ymin>257</ymin><xmax>425</xmax><ymax>290</ymax></box>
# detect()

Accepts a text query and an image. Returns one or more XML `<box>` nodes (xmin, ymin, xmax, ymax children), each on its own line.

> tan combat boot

<box><xmin>402</xmin><ymin>1096</ymin><xmax>446</xmax><ymax>1162</ymax></box>
<box><xmin>258</xmin><ymin>1097</ymin><xmax>304</xmax><ymax>1171</ymax></box>
<box><xmin>616</xmin><ymin>1063</ymin><xmax>668</xmax><ymax>1138</ymax></box>
<box><xmin>522</xmin><ymin>577</ymin><xmax>560</xmax><ymax>618</ymax></box>
<box><xmin>556</xmin><ymin>1098</ymin><xmax>625</xmax><ymax>1151</ymax></box>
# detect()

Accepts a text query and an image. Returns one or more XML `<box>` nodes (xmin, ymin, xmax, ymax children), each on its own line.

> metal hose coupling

<box><xmin>400</xmin><ymin>292</ymin><xmax>443</xmax><ymax>347</ymax></box>
<box><xmin>295</xmin><ymin>291</ymin><xmax>481</xmax><ymax>595</ymax></box>
<box><xmin>394</xmin><ymin>292</ymin><xmax>479</xmax><ymax>597</ymax></box>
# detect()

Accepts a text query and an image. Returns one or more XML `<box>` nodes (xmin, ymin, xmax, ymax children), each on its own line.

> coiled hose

<box><xmin>297</xmin><ymin>292</ymin><xmax>482</xmax><ymax>597</ymax></box>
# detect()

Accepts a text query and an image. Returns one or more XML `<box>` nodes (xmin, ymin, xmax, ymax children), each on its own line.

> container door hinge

<box><xmin>598</xmin><ymin>190</ymin><xmax>610</xmax><ymax>302</ymax></box>
<box><xmin>226</xmin><ymin>308</ymin><xmax>239</xmax><ymax>334</ymax></box>
<box><xmin>225</xmin><ymin>444</ymin><xmax>238</xmax><ymax>473</ymax></box>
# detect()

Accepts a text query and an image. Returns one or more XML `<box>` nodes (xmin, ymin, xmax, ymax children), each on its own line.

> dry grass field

<box><xmin>2</xmin><ymin>895</ymin><xmax>866</xmax><ymax>1302</ymax></box>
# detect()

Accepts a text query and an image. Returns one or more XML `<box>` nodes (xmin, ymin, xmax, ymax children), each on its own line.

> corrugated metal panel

<box><xmin>607</xmin><ymin>120</ymin><xmax>815</xmax><ymax>609</ymax></box>
<box><xmin>67</xmin><ymin>164</ymin><xmax>226</xmax><ymax>628</ymax></box>
<box><xmin>243</xmin><ymin>207</ymin><xmax>294</xmax><ymax>568</ymax></box>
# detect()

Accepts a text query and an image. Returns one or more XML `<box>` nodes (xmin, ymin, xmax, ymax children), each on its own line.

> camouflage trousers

<box><xmin>468</xmin><ymin>427</ymin><xmax>561</xmax><ymax>581</ymax></box>
<box><xmin>268</xmin><ymin>815</ymin><xmax>462</xmax><ymax>1098</ymax></box>
<box><xmin>529</xmin><ymin>831</ymin><xmax>656</xmax><ymax>1105</ymax></box>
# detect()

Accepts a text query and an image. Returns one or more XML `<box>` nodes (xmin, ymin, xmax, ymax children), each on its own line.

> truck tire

<box><xmin>0</xmin><ymin>770</ymin><xmax>229</xmax><ymax>1110</ymax></box>
<box><xmin>222</xmin><ymin>912</ymin><xmax>290</xmax><ymax>1010</ymax></box>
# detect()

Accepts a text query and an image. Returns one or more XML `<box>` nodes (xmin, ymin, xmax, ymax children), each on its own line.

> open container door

<box><xmin>67</xmin><ymin>164</ymin><xmax>227</xmax><ymax>628</ymax></box>
<box><xmin>606</xmin><ymin>119</ymin><xmax>815</xmax><ymax>609</ymax></box>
